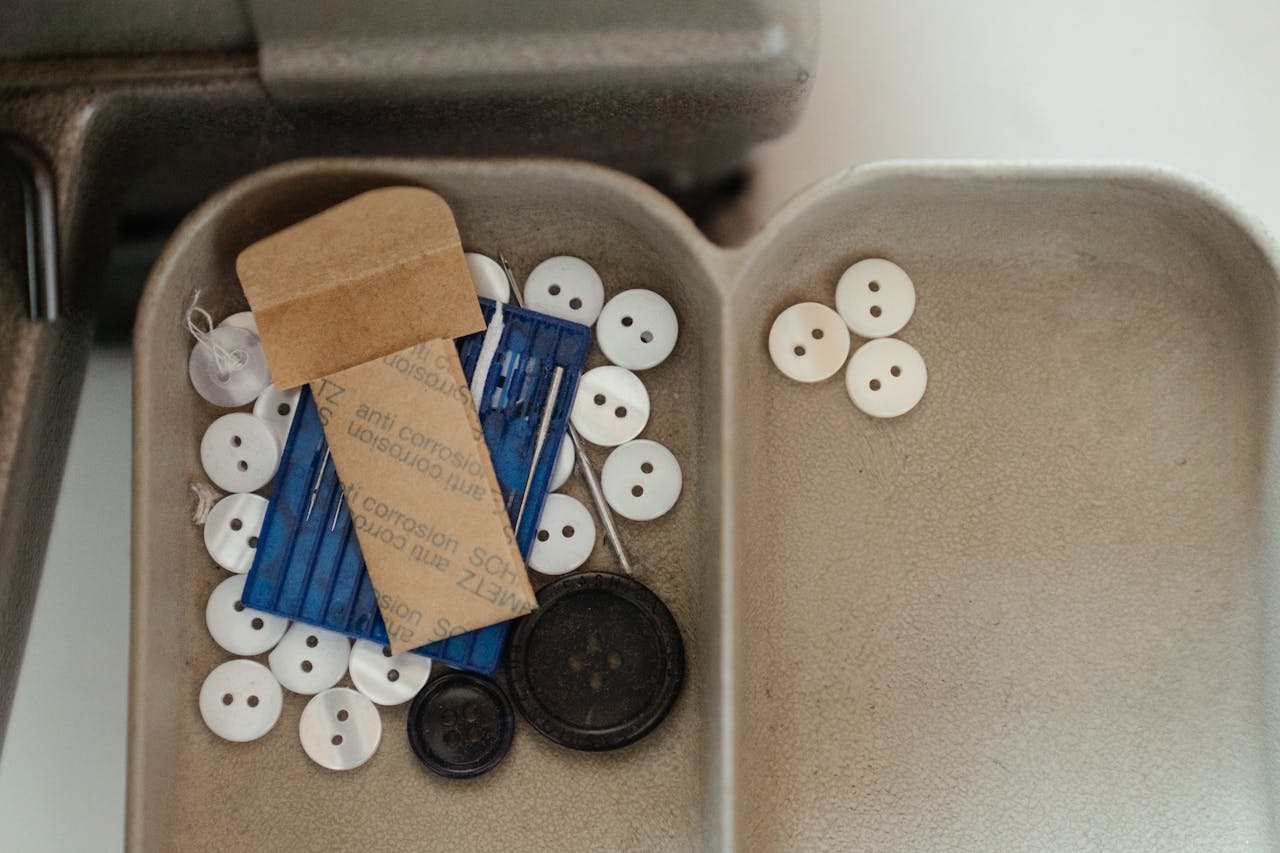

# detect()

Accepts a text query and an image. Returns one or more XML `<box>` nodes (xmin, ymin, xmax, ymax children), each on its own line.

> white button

<box><xmin>596</xmin><ymin>289</ymin><xmax>679</xmax><ymax>370</ymax></box>
<box><xmin>348</xmin><ymin>639</ymin><xmax>433</xmax><ymax>706</ymax></box>
<box><xmin>835</xmin><ymin>258</ymin><xmax>916</xmax><ymax>338</ymax></box>
<box><xmin>768</xmin><ymin>302</ymin><xmax>851</xmax><ymax>383</ymax></box>
<box><xmin>252</xmin><ymin>383</ymin><xmax>301</xmax><ymax>451</ymax></box>
<box><xmin>200</xmin><ymin>413</ymin><xmax>280</xmax><ymax>493</ymax></box>
<box><xmin>205</xmin><ymin>574</ymin><xmax>289</xmax><ymax>656</ymax></box>
<box><xmin>845</xmin><ymin>338</ymin><xmax>927</xmax><ymax>418</ymax></box>
<box><xmin>528</xmin><ymin>493</ymin><xmax>595</xmax><ymax>576</ymax></box>
<box><xmin>524</xmin><ymin>256</ymin><xmax>605</xmax><ymax>325</ymax></box>
<box><xmin>549</xmin><ymin>433</ymin><xmax>575</xmax><ymax>492</ymax></box>
<box><xmin>203</xmin><ymin>492</ymin><xmax>268</xmax><ymax>573</ymax></box>
<box><xmin>269</xmin><ymin>623</ymin><xmax>351</xmax><ymax>695</ymax></box>
<box><xmin>465</xmin><ymin>252</ymin><xmax>511</xmax><ymax>303</ymax></box>
<box><xmin>299</xmin><ymin>687</ymin><xmax>382</xmax><ymax>771</ymax></box>
<box><xmin>600</xmin><ymin>439</ymin><xmax>682</xmax><ymax>521</ymax></box>
<box><xmin>189</xmin><ymin>325</ymin><xmax>272</xmax><ymax>408</ymax></box>
<box><xmin>218</xmin><ymin>311</ymin><xmax>259</xmax><ymax>335</ymax></box>
<box><xmin>569</xmin><ymin>365</ymin><xmax>650</xmax><ymax>446</ymax></box>
<box><xmin>198</xmin><ymin>659</ymin><xmax>283</xmax><ymax>742</ymax></box>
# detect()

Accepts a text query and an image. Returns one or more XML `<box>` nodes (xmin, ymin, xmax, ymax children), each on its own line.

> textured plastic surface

<box><xmin>133</xmin><ymin>159</ymin><xmax>1280</xmax><ymax>851</ymax></box>
<box><xmin>241</xmin><ymin>298</ymin><xmax>589</xmax><ymax>674</ymax></box>
<box><xmin>505</xmin><ymin>572</ymin><xmax>685</xmax><ymax>751</ymax></box>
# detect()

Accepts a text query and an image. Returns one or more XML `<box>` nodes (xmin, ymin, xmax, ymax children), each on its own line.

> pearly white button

<box><xmin>570</xmin><ymin>365</ymin><xmax>650</xmax><ymax>447</ymax></box>
<box><xmin>200</xmin><ymin>413</ymin><xmax>280</xmax><ymax>493</ymax></box>
<box><xmin>252</xmin><ymin>384</ymin><xmax>301</xmax><ymax>452</ymax></box>
<box><xmin>465</xmin><ymin>252</ymin><xmax>511</xmax><ymax>303</ymax></box>
<box><xmin>203</xmin><ymin>492</ymin><xmax>268</xmax><ymax>574</ymax></box>
<box><xmin>596</xmin><ymin>289</ymin><xmax>679</xmax><ymax>370</ymax></box>
<box><xmin>524</xmin><ymin>256</ymin><xmax>605</xmax><ymax>325</ymax></box>
<box><xmin>218</xmin><ymin>311</ymin><xmax>259</xmax><ymax>335</ymax></box>
<box><xmin>299</xmin><ymin>687</ymin><xmax>382</xmax><ymax>771</ymax></box>
<box><xmin>348</xmin><ymin>639</ymin><xmax>433</xmax><ymax>706</ymax></box>
<box><xmin>198</xmin><ymin>659</ymin><xmax>283</xmax><ymax>742</ymax></box>
<box><xmin>768</xmin><ymin>302</ymin><xmax>851</xmax><ymax>383</ymax></box>
<box><xmin>835</xmin><ymin>258</ymin><xmax>916</xmax><ymax>339</ymax></box>
<box><xmin>205</xmin><ymin>574</ymin><xmax>289</xmax><ymax>656</ymax></box>
<box><xmin>600</xmin><ymin>439</ymin><xmax>682</xmax><ymax>521</ymax></box>
<box><xmin>189</xmin><ymin>325</ymin><xmax>272</xmax><ymax>408</ymax></box>
<box><xmin>269</xmin><ymin>623</ymin><xmax>351</xmax><ymax>695</ymax></box>
<box><xmin>528</xmin><ymin>493</ymin><xmax>596</xmax><ymax>576</ymax></box>
<box><xmin>845</xmin><ymin>338</ymin><xmax>927</xmax><ymax>418</ymax></box>
<box><xmin>549</xmin><ymin>433</ymin><xmax>575</xmax><ymax>492</ymax></box>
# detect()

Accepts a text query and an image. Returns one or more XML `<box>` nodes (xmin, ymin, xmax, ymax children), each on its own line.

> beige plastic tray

<box><xmin>131</xmin><ymin>158</ymin><xmax>1280</xmax><ymax>851</ymax></box>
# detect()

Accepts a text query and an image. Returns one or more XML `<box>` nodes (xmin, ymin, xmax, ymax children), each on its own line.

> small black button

<box><xmin>504</xmin><ymin>571</ymin><xmax>684</xmax><ymax>751</ymax></box>
<box><xmin>407</xmin><ymin>672</ymin><xmax>514</xmax><ymax>778</ymax></box>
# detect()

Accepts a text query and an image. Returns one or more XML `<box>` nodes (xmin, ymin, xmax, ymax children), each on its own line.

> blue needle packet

<box><xmin>241</xmin><ymin>298</ymin><xmax>590</xmax><ymax>674</ymax></box>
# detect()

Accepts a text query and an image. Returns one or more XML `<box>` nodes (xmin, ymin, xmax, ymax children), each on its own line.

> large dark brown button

<box><xmin>504</xmin><ymin>571</ymin><xmax>684</xmax><ymax>751</ymax></box>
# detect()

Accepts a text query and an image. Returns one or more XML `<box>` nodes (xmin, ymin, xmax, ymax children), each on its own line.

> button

<box><xmin>504</xmin><ymin>572</ymin><xmax>684</xmax><ymax>751</ymax></box>
<box><xmin>524</xmin><ymin>256</ymin><xmax>605</xmax><ymax>325</ymax></box>
<box><xmin>768</xmin><ymin>302</ymin><xmax>851</xmax><ymax>383</ymax></box>
<box><xmin>349</xmin><ymin>639</ymin><xmax>433</xmax><ymax>706</ymax></box>
<box><xmin>600</xmin><ymin>439</ymin><xmax>681</xmax><ymax>521</ymax></box>
<box><xmin>407</xmin><ymin>672</ymin><xmax>514</xmax><ymax>778</ymax></box>
<box><xmin>199</xmin><ymin>413</ymin><xmax>280</xmax><ymax>493</ymax></box>
<box><xmin>528</xmin><ymin>493</ymin><xmax>596</xmax><ymax>576</ymax></box>
<box><xmin>218</xmin><ymin>311</ymin><xmax>258</xmax><ymax>335</ymax></box>
<box><xmin>252</xmin><ymin>384</ymin><xmax>301</xmax><ymax>451</ymax></box>
<box><xmin>205</xmin><ymin>574</ymin><xmax>290</xmax><ymax>656</ymax></box>
<box><xmin>596</xmin><ymin>289</ymin><xmax>678</xmax><ymax>370</ymax></box>
<box><xmin>835</xmin><ymin>258</ymin><xmax>916</xmax><ymax>338</ymax></box>
<box><xmin>203</xmin><ymin>492</ymin><xmax>268</xmax><ymax>574</ymax></box>
<box><xmin>569</xmin><ymin>365</ymin><xmax>650</xmax><ymax>446</ymax></box>
<box><xmin>845</xmin><ymin>338</ymin><xmax>927</xmax><ymax>418</ymax></box>
<box><xmin>268</xmin><ymin>623</ymin><xmax>351</xmax><ymax>695</ymax></box>
<box><xmin>549</xmin><ymin>434</ymin><xmax>575</xmax><ymax>491</ymax></box>
<box><xmin>299</xmin><ymin>687</ymin><xmax>382</xmax><ymax>771</ymax></box>
<box><xmin>198</xmin><ymin>659</ymin><xmax>283</xmax><ymax>742</ymax></box>
<box><xmin>189</xmin><ymin>325</ymin><xmax>272</xmax><ymax>407</ymax></box>
<box><xmin>465</xmin><ymin>252</ymin><xmax>511</xmax><ymax>303</ymax></box>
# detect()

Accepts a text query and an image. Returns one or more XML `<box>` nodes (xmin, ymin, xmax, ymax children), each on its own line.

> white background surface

<box><xmin>4</xmin><ymin>1</ymin><xmax>1280</xmax><ymax>848</ymax></box>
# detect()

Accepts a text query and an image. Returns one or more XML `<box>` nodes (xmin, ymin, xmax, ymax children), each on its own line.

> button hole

<box><xmin>305</xmin><ymin>635</ymin><xmax>318</xmax><ymax>648</ymax></box>
<box><xmin>230</xmin><ymin>435</ymin><xmax>242</xmax><ymax>448</ymax></box>
<box><xmin>250</xmin><ymin>617</ymin><xmax>264</xmax><ymax>630</ymax></box>
<box><xmin>869</xmin><ymin>379</ymin><xmax>881</xmax><ymax>391</ymax></box>
<box><xmin>221</xmin><ymin>693</ymin><xmax>233</xmax><ymax>706</ymax></box>
<box><xmin>793</xmin><ymin>345</ymin><xmax>806</xmax><ymax>357</ymax></box>
<box><xmin>236</xmin><ymin>460</ymin><xmax>248</xmax><ymax>472</ymax></box>
<box><xmin>549</xmin><ymin>284</ymin><xmax>561</xmax><ymax>296</ymax></box>
<box><xmin>537</xmin><ymin>529</ymin><xmax>550</xmax><ymax>542</ymax></box>
<box><xmin>247</xmin><ymin>695</ymin><xmax>259</xmax><ymax>708</ymax></box>
<box><xmin>640</xmin><ymin>462</ymin><xmax>653</xmax><ymax>474</ymax></box>
<box><xmin>870</xmin><ymin>305</ymin><xmax>882</xmax><ymax>318</ymax></box>
<box><xmin>562</xmin><ymin>525</ymin><xmax>575</xmax><ymax>538</ymax></box>
<box><xmin>229</xmin><ymin>518</ymin><xmax>243</xmax><ymax>531</ymax></box>
<box><xmin>301</xmin><ymin>660</ymin><xmax>313</xmax><ymax>672</ymax></box>
<box><xmin>890</xmin><ymin>365</ymin><xmax>901</xmax><ymax>377</ymax></box>
<box><xmin>331</xmin><ymin>735</ymin><xmax>343</xmax><ymax>746</ymax></box>
<box><xmin>387</xmin><ymin>669</ymin><xmax>400</xmax><ymax>682</ymax></box>
<box><xmin>569</xmin><ymin>297</ymin><xmax>583</xmax><ymax>310</ymax></box>
<box><xmin>593</xmin><ymin>393</ymin><xmax>606</xmax><ymax>406</ymax></box>
<box><xmin>869</xmin><ymin>281</ymin><xmax>880</xmax><ymax>292</ymax></box>
<box><xmin>640</xmin><ymin>330</ymin><xmax>653</xmax><ymax>344</ymax></box>
<box><xmin>614</xmin><ymin>406</ymin><xmax>627</xmax><ymax>419</ymax></box>
<box><xmin>277</xmin><ymin>403</ymin><xmax>291</xmax><ymax>416</ymax></box>
<box><xmin>811</xmin><ymin>328</ymin><xmax>824</xmax><ymax>340</ymax></box>
<box><xmin>621</xmin><ymin>316</ymin><xmax>633</xmax><ymax>327</ymax></box>
<box><xmin>337</xmin><ymin>709</ymin><xmax>349</xmax><ymax>722</ymax></box>
<box><xmin>233</xmin><ymin>600</ymin><xmax>245</xmax><ymax>612</ymax></box>
<box><xmin>631</xmin><ymin>485</ymin><xmax>644</xmax><ymax>497</ymax></box>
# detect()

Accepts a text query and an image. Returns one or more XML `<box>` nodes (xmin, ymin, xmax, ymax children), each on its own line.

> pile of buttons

<box><xmin>189</xmin><ymin>252</ymin><xmax>686</xmax><ymax>777</ymax></box>
<box><xmin>769</xmin><ymin>258</ymin><xmax>926</xmax><ymax>417</ymax></box>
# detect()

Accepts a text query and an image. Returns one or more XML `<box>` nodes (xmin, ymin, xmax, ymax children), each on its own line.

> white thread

<box><xmin>186</xmin><ymin>290</ymin><xmax>248</xmax><ymax>380</ymax></box>
<box><xmin>469</xmin><ymin>303</ymin><xmax>505</xmax><ymax>411</ymax></box>
<box><xmin>190</xmin><ymin>482</ymin><xmax>221</xmax><ymax>524</ymax></box>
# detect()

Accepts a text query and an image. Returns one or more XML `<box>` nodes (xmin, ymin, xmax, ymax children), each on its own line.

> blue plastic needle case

<box><xmin>242</xmin><ymin>298</ymin><xmax>590</xmax><ymax>674</ymax></box>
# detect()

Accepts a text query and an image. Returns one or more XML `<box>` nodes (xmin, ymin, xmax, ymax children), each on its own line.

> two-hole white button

<box><xmin>206</xmin><ymin>574</ymin><xmax>289</xmax><ymax>656</ymax></box>
<box><xmin>601</xmin><ymin>439</ymin><xmax>682</xmax><ymax>521</ymax></box>
<box><xmin>200</xmin><ymin>413</ymin><xmax>280</xmax><ymax>493</ymax></box>
<box><xmin>524</xmin><ymin>256</ymin><xmax>605</xmax><ymax>325</ymax></box>
<box><xmin>299</xmin><ymin>687</ymin><xmax>382</xmax><ymax>771</ymax></box>
<box><xmin>465</xmin><ymin>252</ymin><xmax>511</xmax><ymax>303</ymax></box>
<box><xmin>203</xmin><ymin>492</ymin><xmax>268</xmax><ymax>573</ymax></box>
<box><xmin>768</xmin><ymin>302</ymin><xmax>851</xmax><ymax>383</ymax></box>
<box><xmin>269</xmin><ymin>624</ymin><xmax>351</xmax><ymax>695</ymax></box>
<box><xmin>349</xmin><ymin>640</ymin><xmax>433</xmax><ymax>706</ymax></box>
<box><xmin>836</xmin><ymin>258</ymin><xmax>915</xmax><ymax>338</ymax></box>
<box><xmin>596</xmin><ymin>289</ymin><xmax>678</xmax><ymax>370</ymax></box>
<box><xmin>570</xmin><ymin>365</ymin><xmax>650</xmax><ymax>446</ymax></box>
<box><xmin>189</xmin><ymin>325</ymin><xmax>272</xmax><ymax>408</ymax></box>
<box><xmin>529</xmin><ymin>493</ymin><xmax>596</xmax><ymax>576</ymax></box>
<box><xmin>199</xmin><ymin>659</ymin><xmax>284</xmax><ymax>742</ymax></box>
<box><xmin>252</xmin><ymin>384</ymin><xmax>301</xmax><ymax>452</ymax></box>
<box><xmin>846</xmin><ymin>338</ymin><xmax>927</xmax><ymax>418</ymax></box>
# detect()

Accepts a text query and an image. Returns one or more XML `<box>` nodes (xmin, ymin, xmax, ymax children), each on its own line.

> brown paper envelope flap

<box><xmin>236</xmin><ymin>186</ymin><xmax>486</xmax><ymax>388</ymax></box>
